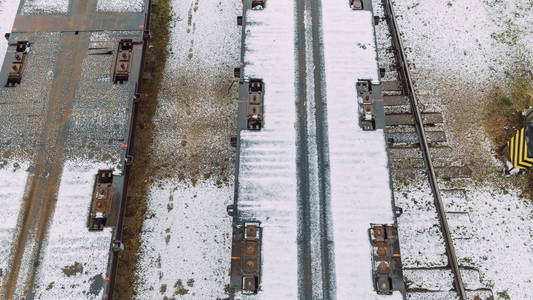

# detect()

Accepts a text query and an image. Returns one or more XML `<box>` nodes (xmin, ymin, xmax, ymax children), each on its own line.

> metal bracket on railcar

<box><xmin>6</xmin><ymin>41</ymin><xmax>29</xmax><ymax>87</ymax></box>
<box><xmin>133</xmin><ymin>92</ymin><xmax>148</xmax><ymax>104</ymax></box>
<box><xmin>357</xmin><ymin>80</ymin><xmax>376</xmax><ymax>130</ymax></box>
<box><xmin>113</xmin><ymin>39</ymin><xmax>133</xmax><ymax>84</ymax></box>
<box><xmin>247</xmin><ymin>78</ymin><xmax>264</xmax><ymax>130</ymax></box>
<box><xmin>230</xmin><ymin>136</ymin><xmax>238</xmax><ymax>148</ymax></box>
<box><xmin>229</xmin><ymin>221</ymin><xmax>262</xmax><ymax>295</ymax></box>
<box><xmin>88</xmin><ymin>170</ymin><xmax>114</xmax><ymax>231</ymax></box>
<box><xmin>350</xmin><ymin>0</ymin><xmax>363</xmax><ymax>10</ymax></box>
<box><xmin>368</xmin><ymin>224</ymin><xmax>404</xmax><ymax>295</ymax></box>
<box><xmin>143</xmin><ymin>30</ymin><xmax>152</xmax><ymax>41</ymax></box>
<box><xmin>112</xmin><ymin>239</ymin><xmax>124</xmax><ymax>252</ymax></box>
<box><xmin>379</xmin><ymin>67</ymin><xmax>386</xmax><ymax>78</ymax></box>
<box><xmin>227</xmin><ymin>204</ymin><xmax>236</xmax><ymax>216</ymax></box>
<box><xmin>251</xmin><ymin>0</ymin><xmax>265</xmax><ymax>10</ymax></box>
<box><xmin>393</xmin><ymin>206</ymin><xmax>403</xmax><ymax>217</ymax></box>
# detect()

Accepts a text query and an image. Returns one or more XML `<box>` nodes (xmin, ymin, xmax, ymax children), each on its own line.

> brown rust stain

<box><xmin>1</xmin><ymin>32</ymin><xmax>88</xmax><ymax>298</ymax></box>
<box><xmin>61</xmin><ymin>262</ymin><xmax>84</xmax><ymax>277</ymax></box>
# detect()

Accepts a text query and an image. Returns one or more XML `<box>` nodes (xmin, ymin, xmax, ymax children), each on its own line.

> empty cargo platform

<box><xmin>0</xmin><ymin>0</ymin><xmax>150</xmax><ymax>299</ymax></box>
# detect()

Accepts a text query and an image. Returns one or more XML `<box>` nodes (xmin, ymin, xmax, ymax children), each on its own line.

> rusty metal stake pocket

<box><xmin>230</xmin><ymin>221</ymin><xmax>262</xmax><ymax>295</ymax></box>
<box><xmin>357</xmin><ymin>79</ymin><xmax>376</xmax><ymax>131</ymax></box>
<box><xmin>113</xmin><ymin>39</ymin><xmax>133</xmax><ymax>84</ymax></box>
<box><xmin>88</xmin><ymin>170</ymin><xmax>114</xmax><ymax>231</ymax></box>
<box><xmin>247</xmin><ymin>78</ymin><xmax>264</xmax><ymax>131</ymax></box>
<box><xmin>368</xmin><ymin>224</ymin><xmax>404</xmax><ymax>295</ymax></box>
<box><xmin>6</xmin><ymin>41</ymin><xmax>29</xmax><ymax>87</ymax></box>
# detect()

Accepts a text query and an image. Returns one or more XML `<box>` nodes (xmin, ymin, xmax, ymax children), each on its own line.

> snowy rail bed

<box><xmin>0</xmin><ymin>160</ymin><xmax>30</xmax><ymax>290</ymax></box>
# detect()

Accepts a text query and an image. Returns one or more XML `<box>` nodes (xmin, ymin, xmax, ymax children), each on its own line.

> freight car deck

<box><xmin>0</xmin><ymin>0</ymin><xmax>149</xmax><ymax>299</ymax></box>
<box><xmin>229</xmin><ymin>0</ymin><xmax>403</xmax><ymax>298</ymax></box>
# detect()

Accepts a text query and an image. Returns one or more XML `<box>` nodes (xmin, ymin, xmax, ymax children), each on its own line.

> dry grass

<box><xmin>483</xmin><ymin>80</ymin><xmax>532</xmax><ymax>149</ymax></box>
<box><xmin>483</xmin><ymin>77</ymin><xmax>533</xmax><ymax>198</ymax></box>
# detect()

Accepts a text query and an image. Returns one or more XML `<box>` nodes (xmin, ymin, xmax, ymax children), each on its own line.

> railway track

<box><xmin>377</xmin><ymin>0</ymin><xmax>493</xmax><ymax>299</ymax></box>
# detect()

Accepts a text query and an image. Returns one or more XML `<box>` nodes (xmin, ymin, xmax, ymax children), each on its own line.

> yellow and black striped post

<box><xmin>507</xmin><ymin>127</ymin><xmax>533</xmax><ymax>169</ymax></box>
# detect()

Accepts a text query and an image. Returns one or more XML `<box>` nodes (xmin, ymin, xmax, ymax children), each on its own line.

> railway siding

<box><xmin>376</xmin><ymin>0</ymin><xmax>494</xmax><ymax>299</ymax></box>
<box><xmin>381</xmin><ymin>0</ymin><xmax>533</xmax><ymax>298</ymax></box>
<box><xmin>382</xmin><ymin>0</ymin><xmax>468</xmax><ymax>296</ymax></box>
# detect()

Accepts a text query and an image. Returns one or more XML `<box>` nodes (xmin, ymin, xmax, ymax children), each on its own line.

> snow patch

<box><xmin>0</xmin><ymin>160</ymin><xmax>30</xmax><ymax>289</ymax></box>
<box><xmin>457</xmin><ymin>185</ymin><xmax>533</xmax><ymax>299</ymax></box>
<box><xmin>135</xmin><ymin>180</ymin><xmax>233</xmax><ymax>299</ymax></box>
<box><xmin>21</xmin><ymin>0</ymin><xmax>69</xmax><ymax>15</ymax></box>
<box><xmin>96</xmin><ymin>0</ymin><xmax>144</xmax><ymax>13</ymax></box>
<box><xmin>133</xmin><ymin>0</ymin><xmax>240</xmax><ymax>298</ymax></box>
<box><xmin>32</xmin><ymin>160</ymin><xmax>114</xmax><ymax>299</ymax></box>
<box><xmin>0</xmin><ymin>0</ymin><xmax>20</xmax><ymax>62</ymax></box>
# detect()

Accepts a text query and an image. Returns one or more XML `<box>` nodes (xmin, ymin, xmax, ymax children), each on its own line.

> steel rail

<box><xmin>382</xmin><ymin>0</ymin><xmax>467</xmax><ymax>299</ymax></box>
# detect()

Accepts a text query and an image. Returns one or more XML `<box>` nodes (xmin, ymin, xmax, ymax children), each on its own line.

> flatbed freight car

<box><xmin>0</xmin><ymin>0</ymin><xmax>150</xmax><ymax>299</ymax></box>
<box><xmin>227</xmin><ymin>0</ymin><xmax>403</xmax><ymax>299</ymax></box>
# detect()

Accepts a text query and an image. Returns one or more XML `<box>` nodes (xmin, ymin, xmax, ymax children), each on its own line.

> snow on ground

<box><xmin>388</xmin><ymin>0</ymin><xmax>533</xmax><ymax>298</ymax></box>
<box><xmin>135</xmin><ymin>181</ymin><xmax>233</xmax><ymax>299</ymax></box>
<box><xmin>134</xmin><ymin>0</ymin><xmax>240</xmax><ymax>298</ymax></box>
<box><xmin>394</xmin><ymin>183</ymin><xmax>448</xmax><ymax>268</ymax></box>
<box><xmin>20</xmin><ymin>0</ymin><xmax>69</xmax><ymax>15</ymax></box>
<box><xmin>96</xmin><ymin>0</ymin><xmax>144</xmax><ymax>13</ymax></box>
<box><xmin>388</xmin><ymin>0</ymin><xmax>532</xmax><ymax>173</ymax></box>
<box><xmin>452</xmin><ymin>185</ymin><xmax>533</xmax><ymax>299</ymax></box>
<box><xmin>321</xmin><ymin>2</ymin><xmax>400</xmax><ymax>299</ymax></box>
<box><xmin>236</xmin><ymin>0</ymin><xmax>298</xmax><ymax>298</ymax></box>
<box><xmin>0</xmin><ymin>160</ymin><xmax>29</xmax><ymax>290</ymax></box>
<box><xmin>389</xmin><ymin>0</ymin><xmax>533</xmax><ymax>179</ymax></box>
<box><xmin>403</xmin><ymin>268</ymin><xmax>454</xmax><ymax>291</ymax></box>
<box><xmin>32</xmin><ymin>160</ymin><xmax>113</xmax><ymax>299</ymax></box>
<box><xmin>407</xmin><ymin>292</ymin><xmax>457</xmax><ymax>300</ymax></box>
<box><xmin>393</xmin><ymin>0</ymin><xmax>533</xmax><ymax>87</ymax></box>
<box><xmin>0</xmin><ymin>0</ymin><xmax>20</xmax><ymax>61</ymax></box>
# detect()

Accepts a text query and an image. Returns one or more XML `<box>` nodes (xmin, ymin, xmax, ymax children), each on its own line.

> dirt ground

<box><xmin>114</xmin><ymin>0</ymin><xmax>239</xmax><ymax>298</ymax></box>
<box><xmin>439</xmin><ymin>71</ymin><xmax>533</xmax><ymax>198</ymax></box>
<box><xmin>145</xmin><ymin>69</ymin><xmax>237</xmax><ymax>185</ymax></box>
<box><xmin>114</xmin><ymin>1</ymin><xmax>172</xmax><ymax>298</ymax></box>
